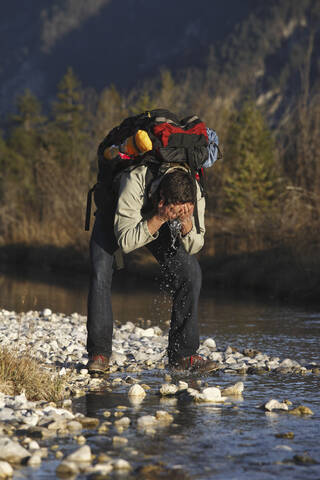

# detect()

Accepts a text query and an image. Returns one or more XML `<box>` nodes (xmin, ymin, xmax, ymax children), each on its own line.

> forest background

<box><xmin>0</xmin><ymin>0</ymin><xmax>319</xmax><ymax>301</ymax></box>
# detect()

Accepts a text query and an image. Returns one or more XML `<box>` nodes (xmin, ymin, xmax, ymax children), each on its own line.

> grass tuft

<box><xmin>0</xmin><ymin>348</ymin><xmax>66</xmax><ymax>402</ymax></box>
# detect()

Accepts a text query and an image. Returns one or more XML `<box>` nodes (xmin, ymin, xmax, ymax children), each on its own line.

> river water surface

<box><xmin>1</xmin><ymin>270</ymin><xmax>319</xmax><ymax>479</ymax></box>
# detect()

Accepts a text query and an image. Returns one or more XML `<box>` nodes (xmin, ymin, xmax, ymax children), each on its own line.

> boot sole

<box><xmin>88</xmin><ymin>364</ymin><xmax>109</xmax><ymax>374</ymax></box>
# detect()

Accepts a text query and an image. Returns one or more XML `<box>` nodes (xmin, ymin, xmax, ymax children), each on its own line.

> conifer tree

<box><xmin>50</xmin><ymin>67</ymin><xmax>89</xmax><ymax>168</ymax></box>
<box><xmin>222</xmin><ymin>101</ymin><xmax>279</xmax><ymax>215</ymax></box>
<box><xmin>6</xmin><ymin>90</ymin><xmax>46</xmax><ymax>215</ymax></box>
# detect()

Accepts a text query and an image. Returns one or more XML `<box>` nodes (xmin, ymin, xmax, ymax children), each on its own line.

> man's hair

<box><xmin>159</xmin><ymin>169</ymin><xmax>196</xmax><ymax>205</ymax></box>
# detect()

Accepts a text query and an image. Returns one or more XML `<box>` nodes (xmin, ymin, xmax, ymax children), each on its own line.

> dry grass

<box><xmin>0</xmin><ymin>348</ymin><xmax>66</xmax><ymax>402</ymax></box>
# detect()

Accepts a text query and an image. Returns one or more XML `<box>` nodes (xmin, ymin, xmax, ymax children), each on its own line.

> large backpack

<box><xmin>85</xmin><ymin>108</ymin><xmax>220</xmax><ymax>233</ymax></box>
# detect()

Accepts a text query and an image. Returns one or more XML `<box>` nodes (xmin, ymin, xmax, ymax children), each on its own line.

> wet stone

<box><xmin>289</xmin><ymin>405</ymin><xmax>314</xmax><ymax>415</ymax></box>
<box><xmin>160</xmin><ymin>384</ymin><xmax>178</xmax><ymax>396</ymax></box>
<box><xmin>56</xmin><ymin>460</ymin><xmax>80</xmax><ymax>476</ymax></box>
<box><xmin>221</xmin><ymin>382</ymin><xmax>244</xmax><ymax>396</ymax></box>
<box><xmin>65</xmin><ymin>445</ymin><xmax>92</xmax><ymax>463</ymax></box>
<box><xmin>293</xmin><ymin>454</ymin><xmax>317</xmax><ymax>465</ymax></box>
<box><xmin>76</xmin><ymin>416</ymin><xmax>100</xmax><ymax>429</ymax></box>
<box><xmin>0</xmin><ymin>461</ymin><xmax>13</xmax><ymax>478</ymax></box>
<box><xmin>0</xmin><ymin>438</ymin><xmax>30</xmax><ymax>464</ymax></box>
<box><xmin>263</xmin><ymin>399</ymin><xmax>289</xmax><ymax>412</ymax></box>
<box><xmin>128</xmin><ymin>384</ymin><xmax>146</xmax><ymax>398</ymax></box>
<box><xmin>275</xmin><ymin>432</ymin><xmax>295</xmax><ymax>439</ymax></box>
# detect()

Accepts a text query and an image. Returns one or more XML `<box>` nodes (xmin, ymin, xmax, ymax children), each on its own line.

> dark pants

<box><xmin>87</xmin><ymin>212</ymin><xmax>201</xmax><ymax>363</ymax></box>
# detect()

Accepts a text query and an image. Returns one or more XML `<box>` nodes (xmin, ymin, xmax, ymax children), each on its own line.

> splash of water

<box><xmin>168</xmin><ymin>219</ymin><xmax>181</xmax><ymax>250</ymax></box>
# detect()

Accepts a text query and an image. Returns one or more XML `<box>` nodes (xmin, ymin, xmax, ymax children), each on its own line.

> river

<box><xmin>0</xmin><ymin>269</ymin><xmax>319</xmax><ymax>479</ymax></box>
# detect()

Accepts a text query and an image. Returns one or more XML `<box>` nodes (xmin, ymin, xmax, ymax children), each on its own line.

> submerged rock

<box><xmin>289</xmin><ymin>406</ymin><xmax>314</xmax><ymax>415</ymax></box>
<box><xmin>112</xmin><ymin>436</ymin><xmax>128</xmax><ymax>447</ymax></box>
<box><xmin>56</xmin><ymin>461</ymin><xmax>80</xmax><ymax>476</ymax></box>
<box><xmin>137</xmin><ymin>416</ymin><xmax>158</xmax><ymax>430</ymax></box>
<box><xmin>275</xmin><ymin>432</ymin><xmax>295</xmax><ymax>439</ymax></box>
<box><xmin>76</xmin><ymin>416</ymin><xmax>100</xmax><ymax>429</ymax></box>
<box><xmin>87</xmin><ymin>462</ymin><xmax>113</xmax><ymax>475</ymax></box>
<box><xmin>155</xmin><ymin>411</ymin><xmax>174</xmax><ymax>425</ymax></box>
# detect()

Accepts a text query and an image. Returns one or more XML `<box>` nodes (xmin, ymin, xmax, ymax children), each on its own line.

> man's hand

<box><xmin>178</xmin><ymin>202</ymin><xmax>194</xmax><ymax>236</ymax></box>
<box><xmin>157</xmin><ymin>201</ymin><xmax>185</xmax><ymax>222</ymax></box>
<box><xmin>147</xmin><ymin>200</ymin><xmax>183</xmax><ymax>235</ymax></box>
<box><xmin>147</xmin><ymin>200</ymin><xmax>195</xmax><ymax>236</ymax></box>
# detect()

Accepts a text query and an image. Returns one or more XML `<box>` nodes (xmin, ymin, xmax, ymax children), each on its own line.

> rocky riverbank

<box><xmin>0</xmin><ymin>308</ymin><xmax>318</xmax><ymax>478</ymax></box>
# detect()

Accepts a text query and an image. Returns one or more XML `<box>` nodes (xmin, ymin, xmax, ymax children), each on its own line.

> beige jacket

<box><xmin>114</xmin><ymin>165</ymin><xmax>205</xmax><ymax>255</ymax></box>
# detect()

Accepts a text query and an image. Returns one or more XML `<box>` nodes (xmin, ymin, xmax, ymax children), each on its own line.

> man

<box><xmin>87</xmin><ymin>163</ymin><xmax>217</xmax><ymax>373</ymax></box>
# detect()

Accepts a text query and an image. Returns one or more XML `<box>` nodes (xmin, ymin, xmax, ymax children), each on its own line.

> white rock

<box><xmin>0</xmin><ymin>409</ymin><xmax>15</xmax><ymax>422</ymax></box>
<box><xmin>280</xmin><ymin>358</ymin><xmax>300</xmax><ymax>368</ymax></box>
<box><xmin>110</xmin><ymin>352</ymin><xmax>127</xmax><ymax>366</ymax></box>
<box><xmin>28</xmin><ymin>441</ymin><xmax>40</xmax><ymax>451</ymax></box>
<box><xmin>42</xmin><ymin>308</ymin><xmax>52</xmax><ymax>317</ymax></box>
<box><xmin>27</xmin><ymin>453</ymin><xmax>42</xmax><ymax>466</ymax></box>
<box><xmin>155</xmin><ymin>411</ymin><xmax>174</xmax><ymax>425</ymax></box>
<box><xmin>160</xmin><ymin>384</ymin><xmax>178</xmax><ymax>396</ymax></box>
<box><xmin>201</xmin><ymin>387</ymin><xmax>226</xmax><ymax>402</ymax></box>
<box><xmin>0</xmin><ymin>461</ymin><xmax>13</xmax><ymax>478</ymax></box>
<box><xmin>9</xmin><ymin>392</ymin><xmax>29</xmax><ymax>408</ymax></box>
<box><xmin>203</xmin><ymin>338</ymin><xmax>216</xmax><ymax>349</ymax></box>
<box><xmin>225</xmin><ymin>356</ymin><xmax>237</xmax><ymax>365</ymax></box>
<box><xmin>133</xmin><ymin>327</ymin><xmax>145</xmax><ymax>338</ymax></box>
<box><xmin>0</xmin><ymin>438</ymin><xmax>30</xmax><ymax>464</ymax></box>
<box><xmin>128</xmin><ymin>384</ymin><xmax>146</xmax><ymax>398</ymax></box>
<box><xmin>178</xmin><ymin>381</ymin><xmax>188</xmax><ymax>391</ymax></box>
<box><xmin>141</xmin><ymin>328</ymin><xmax>155</xmax><ymax>337</ymax></box>
<box><xmin>113</xmin><ymin>459</ymin><xmax>131</xmax><ymax>470</ymax></box>
<box><xmin>65</xmin><ymin>445</ymin><xmax>91</xmax><ymax>463</ymax></box>
<box><xmin>21</xmin><ymin>412</ymin><xmax>39</xmax><ymax>426</ymax></box>
<box><xmin>263</xmin><ymin>399</ymin><xmax>289</xmax><ymax>412</ymax></box>
<box><xmin>186</xmin><ymin>388</ymin><xmax>203</xmax><ymax>401</ymax></box>
<box><xmin>41</xmin><ymin>406</ymin><xmax>74</xmax><ymax>419</ymax></box>
<box><xmin>114</xmin><ymin>416</ymin><xmax>131</xmax><ymax>427</ymax></box>
<box><xmin>134</xmin><ymin>351</ymin><xmax>148</xmax><ymax>362</ymax></box>
<box><xmin>221</xmin><ymin>382</ymin><xmax>244</xmax><ymax>396</ymax></box>
<box><xmin>208</xmin><ymin>352</ymin><xmax>223</xmax><ymax>362</ymax></box>
<box><xmin>67</xmin><ymin>420</ymin><xmax>83</xmax><ymax>432</ymax></box>
<box><xmin>88</xmin><ymin>463</ymin><xmax>113</xmax><ymax>475</ymax></box>
<box><xmin>153</xmin><ymin>326</ymin><xmax>162</xmax><ymax>336</ymax></box>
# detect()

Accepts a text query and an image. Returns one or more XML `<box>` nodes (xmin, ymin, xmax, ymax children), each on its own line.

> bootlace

<box><xmin>190</xmin><ymin>355</ymin><xmax>205</xmax><ymax>365</ymax></box>
<box><xmin>92</xmin><ymin>354</ymin><xmax>107</xmax><ymax>362</ymax></box>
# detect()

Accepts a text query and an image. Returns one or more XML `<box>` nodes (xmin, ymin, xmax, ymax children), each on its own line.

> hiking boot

<box><xmin>87</xmin><ymin>354</ymin><xmax>109</xmax><ymax>374</ymax></box>
<box><xmin>170</xmin><ymin>355</ymin><xmax>219</xmax><ymax>374</ymax></box>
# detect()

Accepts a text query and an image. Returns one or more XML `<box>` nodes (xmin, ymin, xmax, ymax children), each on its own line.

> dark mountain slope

<box><xmin>0</xmin><ymin>0</ymin><xmax>257</xmax><ymax>114</ymax></box>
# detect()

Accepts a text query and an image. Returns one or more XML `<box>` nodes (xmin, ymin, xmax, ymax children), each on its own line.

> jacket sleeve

<box><xmin>114</xmin><ymin>167</ymin><xmax>159</xmax><ymax>254</ymax></box>
<box><xmin>180</xmin><ymin>182</ymin><xmax>206</xmax><ymax>255</ymax></box>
